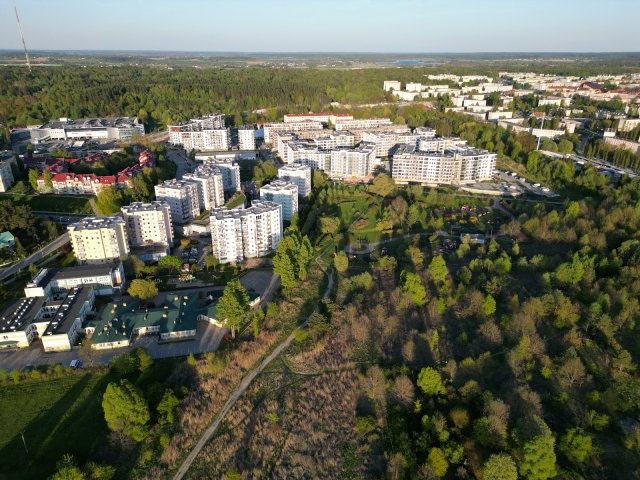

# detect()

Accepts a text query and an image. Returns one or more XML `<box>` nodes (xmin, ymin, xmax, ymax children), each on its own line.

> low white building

<box><xmin>334</xmin><ymin>117</ymin><xmax>393</xmax><ymax>131</ymax></box>
<box><xmin>183</xmin><ymin>164</ymin><xmax>225</xmax><ymax>210</ymax></box>
<box><xmin>25</xmin><ymin>263</ymin><xmax>125</xmax><ymax>297</ymax></box>
<box><xmin>278</xmin><ymin>163</ymin><xmax>312</xmax><ymax>197</ymax></box>
<box><xmin>29</xmin><ymin>117</ymin><xmax>145</xmax><ymax>143</ymax></box>
<box><xmin>260</xmin><ymin>180</ymin><xmax>298</xmax><ymax>221</ymax></box>
<box><xmin>154</xmin><ymin>179</ymin><xmax>200</xmax><ymax>224</ymax></box>
<box><xmin>383</xmin><ymin>81</ymin><xmax>402</xmax><ymax>91</ymax></box>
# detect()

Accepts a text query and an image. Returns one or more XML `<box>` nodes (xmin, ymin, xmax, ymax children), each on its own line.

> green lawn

<box><xmin>0</xmin><ymin>373</ymin><xmax>112</xmax><ymax>480</ymax></box>
<box><xmin>0</xmin><ymin>193</ymin><xmax>93</xmax><ymax>214</ymax></box>
<box><xmin>226</xmin><ymin>192</ymin><xmax>246</xmax><ymax>209</ymax></box>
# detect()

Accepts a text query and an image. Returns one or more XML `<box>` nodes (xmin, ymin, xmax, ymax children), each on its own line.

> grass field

<box><xmin>0</xmin><ymin>373</ymin><xmax>111</xmax><ymax>480</ymax></box>
<box><xmin>0</xmin><ymin>193</ymin><xmax>93</xmax><ymax>214</ymax></box>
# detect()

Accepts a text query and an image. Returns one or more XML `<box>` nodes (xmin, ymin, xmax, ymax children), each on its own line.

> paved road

<box><xmin>167</xmin><ymin>149</ymin><xmax>193</xmax><ymax>180</ymax></box>
<box><xmin>172</xmin><ymin>267</ymin><xmax>334</xmax><ymax>480</ymax></box>
<box><xmin>0</xmin><ymin>232</ymin><xmax>70</xmax><ymax>282</ymax></box>
<box><xmin>32</xmin><ymin>212</ymin><xmax>93</xmax><ymax>225</ymax></box>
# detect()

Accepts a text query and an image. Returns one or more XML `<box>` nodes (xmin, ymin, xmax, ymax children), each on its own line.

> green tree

<box><xmin>43</xmin><ymin>170</ymin><xmax>53</xmax><ymax>189</ymax></box>
<box><xmin>204</xmin><ymin>255</ymin><xmax>219</xmax><ymax>271</ymax></box>
<box><xmin>28</xmin><ymin>169</ymin><xmax>40</xmax><ymax>191</ymax></box>
<box><xmin>95</xmin><ymin>186</ymin><xmax>124</xmax><ymax>215</ymax></box>
<box><xmin>417</xmin><ymin>367</ymin><xmax>444</xmax><ymax>396</ymax></box>
<box><xmin>334</xmin><ymin>251</ymin><xmax>349</xmax><ymax>274</ymax></box>
<box><xmin>158</xmin><ymin>255</ymin><xmax>183</xmax><ymax>273</ymax></box>
<box><xmin>217</xmin><ymin>278</ymin><xmax>250</xmax><ymax>338</ymax></box>
<box><xmin>134</xmin><ymin>347</ymin><xmax>153</xmax><ymax>372</ymax></box>
<box><xmin>428</xmin><ymin>255</ymin><xmax>448</xmax><ymax>284</ymax></box>
<box><xmin>157</xmin><ymin>389</ymin><xmax>180</xmax><ymax>425</ymax></box>
<box><xmin>85</xmin><ymin>462</ymin><xmax>116</xmax><ymax>480</ymax></box>
<box><xmin>102</xmin><ymin>379</ymin><xmax>150</xmax><ymax>442</ymax></box>
<box><xmin>482</xmin><ymin>453</ymin><xmax>518</xmax><ymax>480</ymax></box>
<box><xmin>520</xmin><ymin>431</ymin><xmax>557</xmax><ymax>480</ymax></box>
<box><xmin>427</xmin><ymin>447</ymin><xmax>449</xmax><ymax>477</ymax></box>
<box><xmin>559</xmin><ymin>428</ymin><xmax>593</xmax><ymax>463</ymax></box>
<box><xmin>50</xmin><ymin>454</ymin><xmax>84</xmax><ymax>480</ymax></box>
<box><xmin>400</xmin><ymin>270</ymin><xmax>428</xmax><ymax>306</ymax></box>
<box><xmin>483</xmin><ymin>294</ymin><xmax>497</xmax><ymax>316</ymax></box>
<box><xmin>369</xmin><ymin>174</ymin><xmax>396</xmax><ymax>197</ymax></box>
<box><xmin>127</xmin><ymin>279</ymin><xmax>158</xmax><ymax>302</ymax></box>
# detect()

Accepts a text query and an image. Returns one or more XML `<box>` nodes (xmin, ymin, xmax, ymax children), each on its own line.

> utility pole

<box><xmin>13</xmin><ymin>0</ymin><xmax>32</xmax><ymax>73</ymax></box>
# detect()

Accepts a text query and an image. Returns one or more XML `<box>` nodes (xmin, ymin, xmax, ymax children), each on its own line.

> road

<box><xmin>32</xmin><ymin>211</ymin><xmax>93</xmax><ymax>225</ymax></box>
<box><xmin>0</xmin><ymin>232</ymin><xmax>70</xmax><ymax>282</ymax></box>
<box><xmin>167</xmin><ymin>149</ymin><xmax>193</xmax><ymax>180</ymax></box>
<box><xmin>172</xmin><ymin>265</ymin><xmax>334</xmax><ymax>480</ymax></box>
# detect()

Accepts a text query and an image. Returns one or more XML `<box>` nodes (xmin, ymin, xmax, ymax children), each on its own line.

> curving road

<box><xmin>0</xmin><ymin>232</ymin><xmax>70</xmax><ymax>282</ymax></box>
<box><xmin>172</xmin><ymin>266</ymin><xmax>334</xmax><ymax>480</ymax></box>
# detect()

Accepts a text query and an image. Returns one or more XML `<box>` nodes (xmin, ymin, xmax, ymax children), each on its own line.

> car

<box><xmin>533</xmin><ymin>183</ymin><xmax>541</xmax><ymax>187</ymax></box>
<box><xmin>70</xmin><ymin>359</ymin><xmax>82</xmax><ymax>369</ymax></box>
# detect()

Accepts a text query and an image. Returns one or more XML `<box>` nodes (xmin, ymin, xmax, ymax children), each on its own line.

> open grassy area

<box><xmin>0</xmin><ymin>372</ymin><xmax>112</xmax><ymax>480</ymax></box>
<box><xmin>226</xmin><ymin>192</ymin><xmax>246</xmax><ymax>209</ymax></box>
<box><xmin>0</xmin><ymin>193</ymin><xmax>93</xmax><ymax>214</ymax></box>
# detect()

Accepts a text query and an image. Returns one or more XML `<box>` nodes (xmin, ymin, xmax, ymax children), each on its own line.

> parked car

<box><xmin>70</xmin><ymin>359</ymin><xmax>82</xmax><ymax>369</ymax></box>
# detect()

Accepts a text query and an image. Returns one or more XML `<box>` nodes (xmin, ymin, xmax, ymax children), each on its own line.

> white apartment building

<box><xmin>392</xmin><ymin>144</ymin><xmax>496</xmax><ymax>186</ymax></box>
<box><xmin>383</xmin><ymin>80</ymin><xmax>402</xmax><ymax>91</ymax></box>
<box><xmin>260</xmin><ymin>180</ymin><xmax>298</xmax><ymax>221</ymax></box>
<box><xmin>419</xmin><ymin>137</ymin><xmax>468</xmax><ymax>153</ymax></box>
<box><xmin>349</xmin><ymin>124</ymin><xmax>411</xmax><ymax>143</ymax></box>
<box><xmin>168</xmin><ymin>126</ymin><xmax>230</xmax><ymax>151</ymax></box>
<box><xmin>278</xmin><ymin>163</ymin><xmax>312</xmax><ymax>197</ymax></box>
<box><xmin>361</xmin><ymin>131</ymin><xmax>420</xmax><ymax>157</ymax></box>
<box><xmin>183</xmin><ymin>164</ymin><xmax>225</xmax><ymax>210</ymax></box>
<box><xmin>238</xmin><ymin>126</ymin><xmax>256</xmax><ymax>150</ymax></box>
<box><xmin>121</xmin><ymin>201</ymin><xmax>174</xmax><ymax>249</ymax></box>
<box><xmin>329</xmin><ymin>143</ymin><xmax>378</xmax><ymax>181</ymax></box>
<box><xmin>283</xmin><ymin>142</ymin><xmax>331</xmax><ymax>169</ymax></box>
<box><xmin>262</xmin><ymin>121</ymin><xmax>324</xmax><ymax>143</ymax></box>
<box><xmin>29</xmin><ymin>117</ymin><xmax>145</xmax><ymax>143</ymax></box>
<box><xmin>334</xmin><ymin>118</ymin><xmax>393</xmax><ymax>131</ymax></box>
<box><xmin>283</xmin><ymin>113</ymin><xmax>353</xmax><ymax>124</ymax></box>
<box><xmin>210</xmin><ymin>201</ymin><xmax>283</xmax><ymax>264</ymax></box>
<box><xmin>154</xmin><ymin>179</ymin><xmax>200</xmax><ymax>224</ymax></box>
<box><xmin>0</xmin><ymin>158</ymin><xmax>15</xmax><ymax>193</ymax></box>
<box><xmin>203</xmin><ymin>159</ymin><xmax>241</xmax><ymax>192</ymax></box>
<box><xmin>68</xmin><ymin>217</ymin><xmax>130</xmax><ymax>264</ymax></box>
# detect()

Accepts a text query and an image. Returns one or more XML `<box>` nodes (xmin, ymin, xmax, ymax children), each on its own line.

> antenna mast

<box><xmin>13</xmin><ymin>0</ymin><xmax>32</xmax><ymax>73</ymax></box>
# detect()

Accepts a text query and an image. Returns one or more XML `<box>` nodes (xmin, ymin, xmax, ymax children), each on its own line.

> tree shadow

<box><xmin>0</xmin><ymin>372</ymin><xmax>111</xmax><ymax>480</ymax></box>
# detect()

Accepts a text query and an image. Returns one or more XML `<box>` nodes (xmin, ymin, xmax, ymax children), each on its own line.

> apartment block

<box><xmin>283</xmin><ymin>142</ymin><xmax>331</xmax><ymax>169</ymax></box>
<box><xmin>262</xmin><ymin>121</ymin><xmax>324</xmax><ymax>143</ymax></box>
<box><xmin>278</xmin><ymin>163</ymin><xmax>312</xmax><ymax>197</ymax></box>
<box><xmin>383</xmin><ymin>81</ymin><xmax>402</xmax><ymax>91</ymax></box>
<box><xmin>392</xmin><ymin>144</ymin><xmax>496</xmax><ymax>186</ymax></box>
<box><xmin>259</xmin><ymin>180</ymin><xmax>298</xmax><ymax>221</ymax></box>
<box><xmin>202</xmin><ymin>159</ymin><xmax>241</xmax><ymax>192</ymax></box>
<box><xmin>238</xmin><ymin>125</ymin><xmax>256</xmax><ymax>150</ymax></box>
<box><xmin>334</xmin><ymin>117</ymin><xmax>393</xmax><ymax>131</ymax></box>
<box><xmin>210</xmin><ymin>201</ymin><xmax>283</xmax><ymax>264</ymax></box>
<box><xmin>0</xmin><ymin>159</ymin><xmax>15</xmax><ymax>193</ymax></box>
<box><xmin>121</xmin><ymin>201</ymin><xmax>174</xmax><ymax>250</ymax></box>
<box><xmin>183</xmin><ymin>164</ymin><xmax>225</xmax><ymax>210</ymax></box>
<box><xmin>154</xmin><ymin>179</ymin><xmax>200</xmax><ymax>224</ymax></box>
<box><xmin>361</xmin><ymin>131</ymin><xmax>420</xmax><ymax>157</ymax></box>
<box><xmin>283</xmin><ymin>113</ymin><xmax>353</xmax><ymax>124</ymax></box>
<box><xmin>68</xmin><ymin>217</ymin><xmax>130</xmax><ymax>264</ymax></box>
<box><xmin>329</xmin><ymin>143</ymin><xmax>378</xmax><ymax>181</ymax></box>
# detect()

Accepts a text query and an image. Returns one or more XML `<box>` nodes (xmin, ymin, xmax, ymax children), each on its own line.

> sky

<box><xmin>0</xmin><ymin>0</ymin><xmax>639</xmax><ymax>53</ymax></box>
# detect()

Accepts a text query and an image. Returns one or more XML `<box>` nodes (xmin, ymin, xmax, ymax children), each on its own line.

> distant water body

<box><xmin>379</xmin><ymin>60</ymin><xmax>443</xmax><ymax>66</ymax></box>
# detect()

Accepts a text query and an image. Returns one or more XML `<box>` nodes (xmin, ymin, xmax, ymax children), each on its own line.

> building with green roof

<box><xmin>0</xmin><ymin>231</ymin><xmax>15</xmax><ymax>251</ymax></box>
<box><xmin>90</xmin><ymin>292</ymin><xmax>221</xmax><ymax>350</ymax></box>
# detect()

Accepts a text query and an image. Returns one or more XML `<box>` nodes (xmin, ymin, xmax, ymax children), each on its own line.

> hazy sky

<box><xmin>1</xmin><ymin>0</ymin><xmax>639</xmax><ymax>53</ymax></box>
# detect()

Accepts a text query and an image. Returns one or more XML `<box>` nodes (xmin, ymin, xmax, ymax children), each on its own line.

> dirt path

<box><xmin>171</xmin><ymin>266</ymin><xmax>334</xmax><ymax>480</ymax></box>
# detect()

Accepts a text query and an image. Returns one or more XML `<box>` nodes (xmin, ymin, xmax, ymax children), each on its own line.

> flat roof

<box><xmin>0</xmin><ymin>296</ymin><xmax>46</xmax><ymax>333</ymax></box>
<box><xmin>43</xmin><ymin>286</ymin><xmax>92</xmax><ymax>336</ymax></box>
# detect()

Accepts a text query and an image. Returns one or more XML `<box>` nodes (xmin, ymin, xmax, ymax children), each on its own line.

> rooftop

<box><xmin>0</xmin><ymin>296</ymin><xmax>46</xmax><ymax>333</ymax></box>
<box><xmin>68</xmin><ymin>216</ymin><xmax>125</xmax><ymax>231</ymax></box>
<box><xmin>260</xmin><ymin>180</ymin><xmax>298</xmax><ymax>194</ymax></box>
<box><xmin>40</xmin><ymin>117</ymin><xmax>141</xmax><ymax>130</ymax></box>
<box><xmin>43</xmin><ymin>287</ymin><xmax>92</xmax><ymax>336</ymax></box>
<box><xmin>211</xmin><ymin>200</ymin><xmax>281</xmax><ymax>220</ymax></box>
<box><xmin>122</xmin><ymin>201</ymin><xmax>171</xmax><ymax>214</ymax></box>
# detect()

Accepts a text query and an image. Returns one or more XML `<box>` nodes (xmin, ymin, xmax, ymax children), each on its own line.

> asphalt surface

<box><xmin>0</xmin><ymin>232</ymin><xmax>70</xmax><ymax>282</ymax></box>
